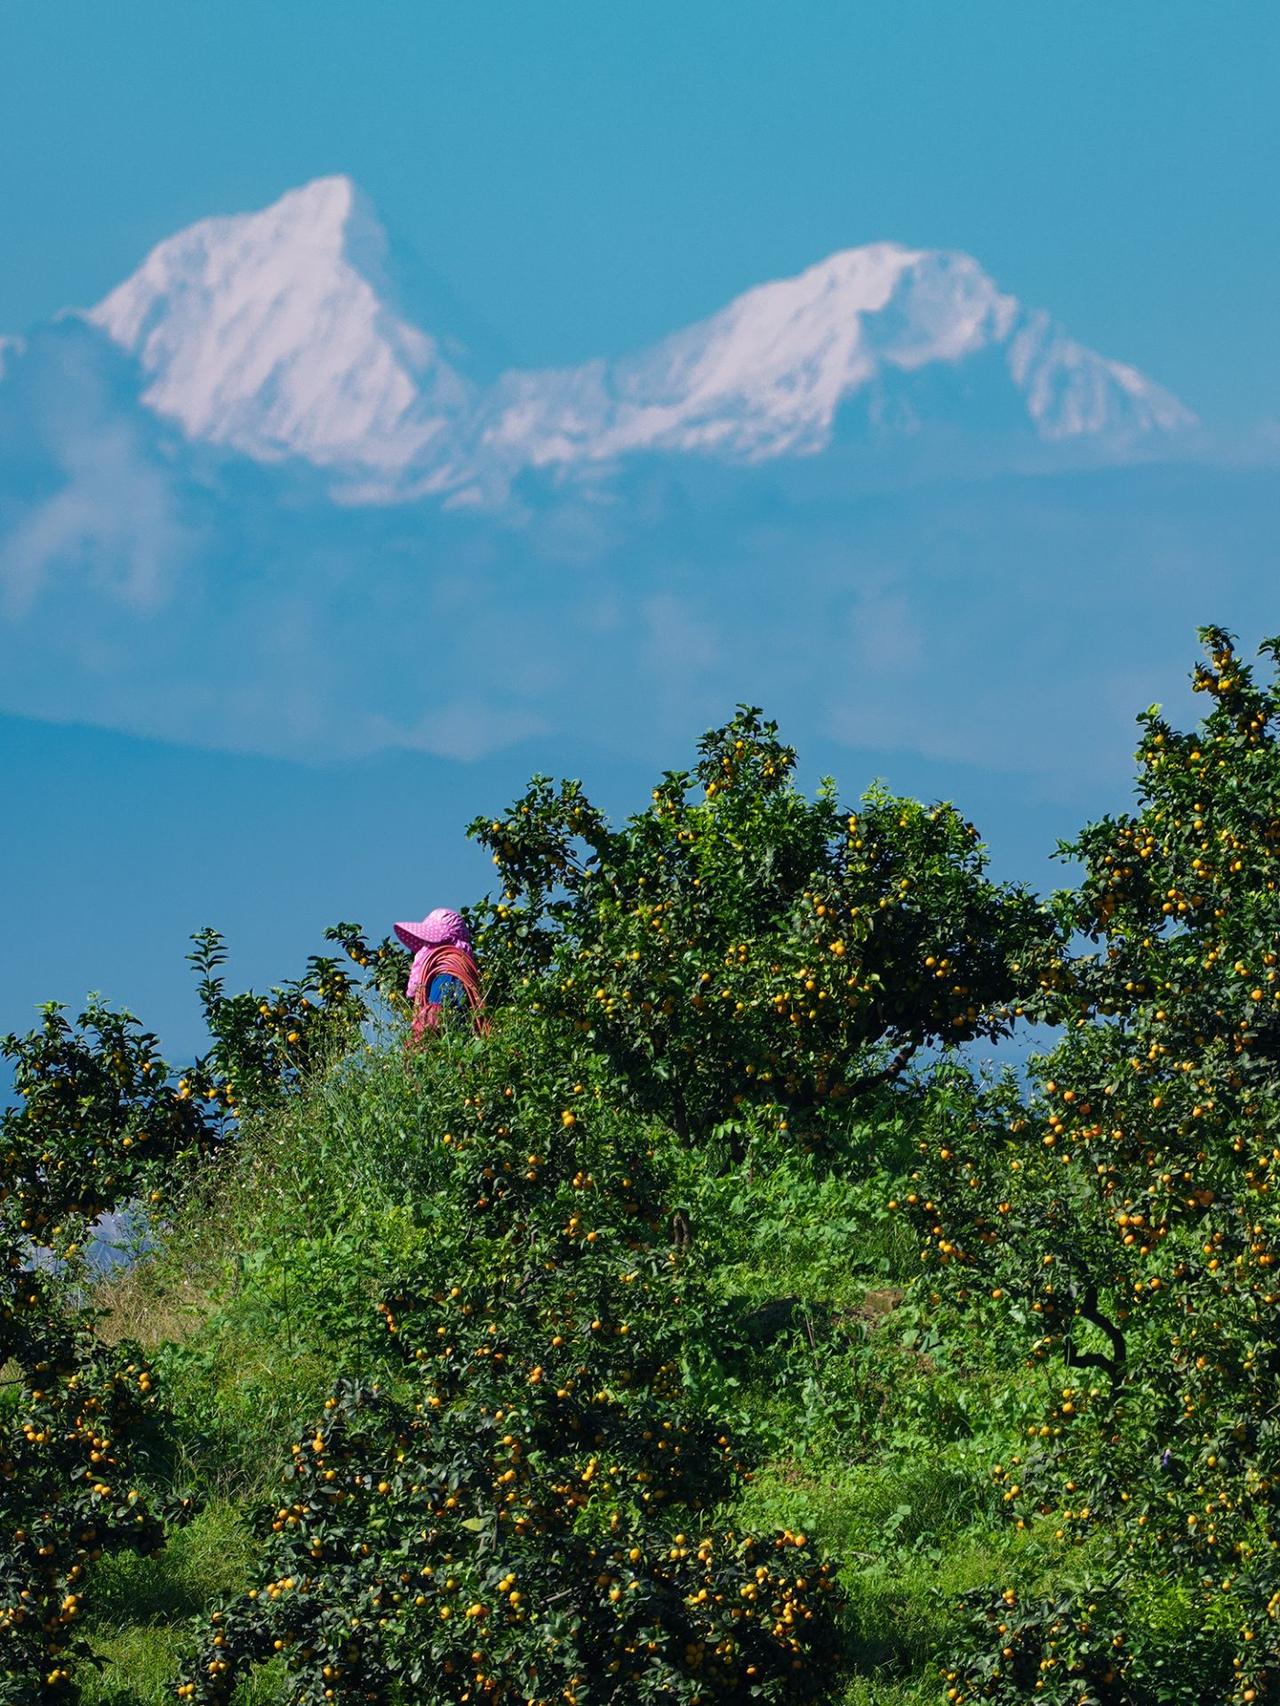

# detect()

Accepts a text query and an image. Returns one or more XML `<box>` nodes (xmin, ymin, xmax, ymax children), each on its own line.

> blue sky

<box><xmin>2</xmin><ymin>2</ymin><xmax>1278</xmax><ymax>1060</ymax></box>
<box><xmin>2</xmin><ymin>0</ymin><xmax>1277</xmax><ymax>422</ymax></box>
<box><xmin>1</xmin><ymin>701</ymin><xmax>1092</xmax><ymax>1067</ymax></box>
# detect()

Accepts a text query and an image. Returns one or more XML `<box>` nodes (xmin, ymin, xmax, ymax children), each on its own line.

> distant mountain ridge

<box><xmin>39</xmin><ymin>174</ymin><xmax>1194</xmax><ymax>505</ymax></box>
<box><xmin>9</xmin><ymin>171</ymin><xmax>1264</xmax><ymax>799</ymax></box>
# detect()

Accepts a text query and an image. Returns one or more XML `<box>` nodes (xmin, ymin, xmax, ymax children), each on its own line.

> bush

<box><xmin>175</xmin><ymin>1017</ymin><xmax>843</xmax><ymax>1703</ymax></box>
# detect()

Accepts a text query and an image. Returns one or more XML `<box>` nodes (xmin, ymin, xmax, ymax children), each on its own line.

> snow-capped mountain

<box><xmin>481</xmin><ymin>244</ymin><xmax>1192</xmax><ymax>473</ymax></box>
<box><xmin>13</xmin><ymin>176</ymin><xmax>1194</xmax><ymax>505</ymax></box>
<box><xmin>86</xmin><ymin>177</ymin><xmax>480</xmax><ymax>485</ymax></box>
<box><xmin>2</xmin><ymin>174</ymin><xmax>1274</xmax><ymax>818</ymax></box>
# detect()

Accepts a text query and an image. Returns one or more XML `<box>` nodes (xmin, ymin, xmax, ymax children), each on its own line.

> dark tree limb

<box><xmin>847</xmin><ymin>1041</ymin><xmax>920</xmax><ymax>1100</ymax></box>
<box><xmin>669</xmin><ymin>1075</ymin><xmax>693</xmax><ymax>1147</ymax></box>
<box><xmin>1064</xmin><ymin>1282</ymin><xmax>1127</xmax><ymax>1388</ymax></box>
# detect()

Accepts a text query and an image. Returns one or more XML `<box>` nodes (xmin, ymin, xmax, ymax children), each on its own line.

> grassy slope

<box><xmin>83</xmin><ymin>1031</ymin><xmax>1065</xmax><ymax>1706</ymax></box>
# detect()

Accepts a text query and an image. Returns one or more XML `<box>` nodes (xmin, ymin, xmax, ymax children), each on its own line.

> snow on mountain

<box><xmin>74</xmin><ymin>177</ymin><xmax>1193</xmax><ymax>499</ymax></box>
<box><xmin>86</xmin><ymin>176</ymin><xmax>477</xmax><ymax>480</ymax></box>
<box><xmin>484</xmin><ymin>244</ymin><xmax>990</xmax><ymax>465</ymax></box>
<box><xmin>1005</xmin><ymin>310</ymin><xmax>1192</xmax><ymax>440</ymax></box>
<box><xmin>482</xmin><ymin>245</ymin><xmax>1193</xmax><ymax>470</ymax></box>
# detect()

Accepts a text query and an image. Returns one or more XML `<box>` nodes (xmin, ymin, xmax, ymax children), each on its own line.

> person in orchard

<box><xmin>394</xmin><ymin>908</ymin><xmax>486</xmax><ymax>1039</ymax></box>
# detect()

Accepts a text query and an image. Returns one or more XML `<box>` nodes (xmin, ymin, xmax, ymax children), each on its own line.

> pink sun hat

<box><xmin>395</xmin><ymin>907</ymin><xmax>473</xmax><ymax>953</ymax></box>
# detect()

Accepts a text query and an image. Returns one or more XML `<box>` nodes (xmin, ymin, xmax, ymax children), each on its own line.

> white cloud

<box><xmin>365</xmin><ymin>699</ymin><xmax>550</xmax><ymax>762</ymax></box>
<box><xmin>0</xmin><ymin>422</ymin><xmax>192</xmax><ymax>618</ymax></box>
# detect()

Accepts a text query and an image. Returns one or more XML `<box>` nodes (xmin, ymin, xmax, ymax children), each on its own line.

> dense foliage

<box><xmin>175</xmin><ymin>1023</ymin><xmax>841</xmax><ymax>1704</ymax></box>
<box><xmin>0</xmin><ymin>998</ymin><xmax>202</xmax><ymax>1706</ymax></box>
<box><xmin>3</xmin><ymin>629</ymin><xmax>1279</xmax><ymax>1705</ymax></box>
<box><xmin>0</xmin><ymin>942</ymin><xmax>387</xmax><ymax>1703</ymax></box>
<box><xmin>903</xmin><ymin>628</ymin><xmax>1280</xmax><ymax>1702</ymax></box>
<box><xmin>467</xmin><ymin>709</ymin><xmax>1050</xmax><ymax>1147</ymax></box>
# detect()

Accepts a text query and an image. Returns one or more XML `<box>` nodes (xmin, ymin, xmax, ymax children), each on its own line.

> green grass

<box><xmin>80</xmin><ymin>1503</ymin><xmax>280</xmax><ymax>1705</ymax></box>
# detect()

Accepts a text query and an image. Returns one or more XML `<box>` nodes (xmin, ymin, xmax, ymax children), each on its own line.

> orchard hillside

<box><xmin>4</xmin><ymin>629</ymin><xmax>1280</xmax><ymax>1705</ymax></box>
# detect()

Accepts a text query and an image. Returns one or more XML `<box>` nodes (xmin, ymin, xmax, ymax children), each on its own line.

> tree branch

<box><xmin>847</xmin><ymin>1041</ymin><xmax>919</xmax><ymax>1100</ymax></box>
<box><xmin>1064</xmin><ymin>1281</ymin><xmax>1127</xmax><ymax>1388</ymax></box>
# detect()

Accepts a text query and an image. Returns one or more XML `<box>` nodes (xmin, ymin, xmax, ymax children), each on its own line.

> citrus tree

<box><xmin>467</xmin><ymin>708</ymin><xmax>1051</xmax><ymax>1149</ymax></box>
<box><xmin>187</xmin><ymin>926</ymin><xmax>396</xmax><ymax>1116</ymax></box>
<box><xmin>900</xmin><ymin>629</ymin><xmax>1280</xmax><ymax>1704</ymax></box>
<box><xmin>177</xmin><ymin>1015</ymin><xmax>842</xmax><ymax>1704</ymax></box>
<box><xmin>0</xmin><ymin>933</ymin><xmax>391</xmax><ymax>1703</ymax></box>
<box><xmin>0</xmin><ymin>1000</ymin><xmax>207</xmax><ymax>1703</ymax></box>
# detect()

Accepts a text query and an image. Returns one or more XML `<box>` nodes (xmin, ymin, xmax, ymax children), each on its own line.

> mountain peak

<box><xmin>480</xmin><ymin>240</ymin><xmax>1192</xmax><ymax>472</ymax></box>
<box><xmin>85</xmin><ymin>177</ymin><xmax>475</xmax><ymax>475</ymax></box>
<box><xmin>70</xmin><ymin>184</ymin><xmax>1193</xmax><ymax>497</ymax></box>
<box><xmin>240</xmin><ymin>176</ymin><xmax>396</xmax><ymax>282</ymax></box>
<box><xmin>271</xmin><ymin>172</ymin><xmax>362</xmax><ymax>227</ymax></box>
